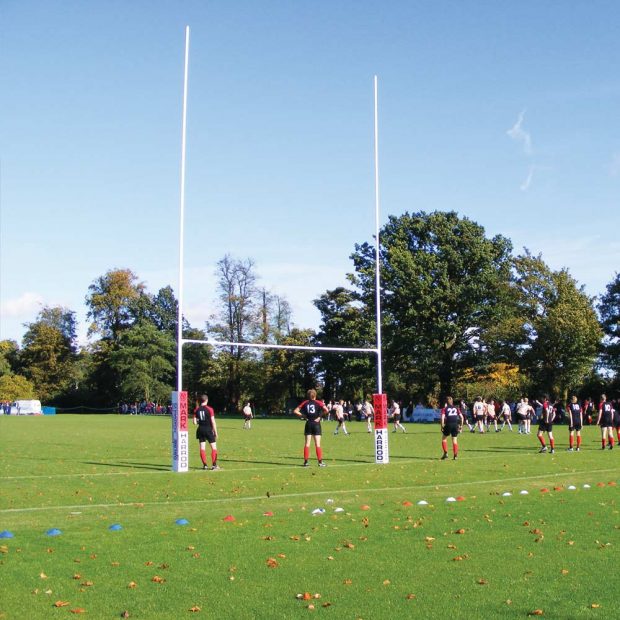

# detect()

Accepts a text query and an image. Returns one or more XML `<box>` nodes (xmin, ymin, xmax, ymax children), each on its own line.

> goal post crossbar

<box><xmin>182</xmin><ymin>338</ymin><xmax>378</xmax><ymax>355</ymax></box>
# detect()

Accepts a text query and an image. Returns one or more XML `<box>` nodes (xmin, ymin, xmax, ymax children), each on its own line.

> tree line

<box><xmin>1</xmin><ymin>211</ymin><xmax>619</xmax><ymax>412</ymax></box>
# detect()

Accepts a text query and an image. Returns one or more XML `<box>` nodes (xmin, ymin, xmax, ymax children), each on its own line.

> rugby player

<box><xmin>193</xmin><ymin>394</ymin><xmax>220</xmax><ymax>470</ymax></box>
<box><xmin>440</xmin><ymin>396</ymin><xmax>464</xmax><ymax>460</ymax></box>
<box><xmin>294</xmin><ymin>389</ymin><xmax>329</xmax><ymax>467</ymax></box>
<box><xmin>567</xmin><ymin>395</ymin><xmax>582</xmax><ymax>451</ymax></box>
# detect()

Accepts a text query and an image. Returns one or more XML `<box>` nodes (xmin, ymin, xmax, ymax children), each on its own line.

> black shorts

<box><xmin>243</xmin><ymin>414</ymin><xmax>252</xmax><ymax>420</ymax></box>
<box><xmin>304</xmin><ymin>420</ymin><xmax>322</xmax><ymax>436</ymax></box>
<box><xmin>569</xmin><ymin>422</ymin><xmax>582</xmax><ymax>432</ymax></box>
<box><xmin>442</xmin><ymin>423</ymin><xmax>460</xmax><ymax>438</ymax></box>
<box><xmin>196</xmin><ymin>427</ymin><xmax>216</xmax><ymax>443</ymax></box>
<box><xmin>475</xmin><ymin>415</ymin><xmax>484</xmax><ymax>421</ymax></box>
<box><xmin>614</xmin><ymin>415</ymin><xmax>620</xmax><ymax>428</ymax></box>
<box><xmin>600</xmin><ymin>415</ymin><xmax>613</xmax><ymax>428</ymax></box>
<box><xmin>393</xmin><ymin>414</ymin><xmax>401</xmax><ymax>422</ymax></box>
<box><xmin>538</xmin><ymin>422</ymin><xmax>552</xmax><ymax>433</ymax></box>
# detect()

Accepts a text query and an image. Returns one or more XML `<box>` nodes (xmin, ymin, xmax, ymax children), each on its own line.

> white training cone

<box><xmin>417</xmin><ymin>500</ymin><xmax>429</xmax><ymax>506</ymax></box>
<box><xmin>502</xmin><ymin>492</ymin><xmax>512</xmax><ymax>497</ymax></box>
<box><xmin>446</xmin><ymin>497</ymin><xmax>457</xmax><ymax>503</ymax></box>
<box><xmin>334</xmin><ymin>507</ymin><xmax>345</xmax><ymax>513</ymax></box>
<box><xmin>519</xmin><ymin>490</ymin><xmax>529</xmax><ymax>495</ymax></box>
<box><xmin>583</xmin><ymin>484</ymin><xmax>591</xmax><ymax>489</ymax></box>
<box><xmin>567</xmin><ymin>485</ymin><xmax>576</xmax><ymax>490</ymax></box>
<box><xmin>312</xmin><ymin>508</ymin><xmax>325</xmax><ymax>515</ymax></box>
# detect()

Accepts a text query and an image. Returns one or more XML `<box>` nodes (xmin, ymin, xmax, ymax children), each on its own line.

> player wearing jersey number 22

<box><xmin>293</xmin><ymin>389</ymin><xmax>328</xmax><ymax>467</ymax></box>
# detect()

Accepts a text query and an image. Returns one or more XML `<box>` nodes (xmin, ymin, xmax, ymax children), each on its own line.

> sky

<box><xmin>1</xmin><ymin>1</ymin><xmax>620</xmax><ymax>346</ymax></box>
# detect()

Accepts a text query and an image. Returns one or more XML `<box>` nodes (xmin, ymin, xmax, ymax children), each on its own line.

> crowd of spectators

<box><xmin>118</xmin><ymin>401</ymin><xmax>172</xmax><ymax>415</ymax></box>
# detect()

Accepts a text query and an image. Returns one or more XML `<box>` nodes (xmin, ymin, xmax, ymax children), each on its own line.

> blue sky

<box><xmin>1</xmin><ymin>1</ymin><xmax>619</xmax><ymax>345</ymax></box>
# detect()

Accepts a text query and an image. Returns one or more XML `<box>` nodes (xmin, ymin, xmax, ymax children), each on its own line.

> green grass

<box><xmin>1</xmin><ymin>415</ymin><xmax>619</xmax><ymax>619</ymax></box>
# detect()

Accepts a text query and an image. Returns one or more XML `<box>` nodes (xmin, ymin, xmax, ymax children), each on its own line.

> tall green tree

<box><xmin>599</xmin><ymin>273</ymin><xmax>620</xmax><ymax>376</ymax></box>
<box><xmin>314</xmin><ymin>287</ymin><xmax>374</xmax><ymax>401</ymax></box>
<box><xmin>86</xmin><ymin>269</ymin><xmax>145</xmax><ymax>340</ymax></box>
<box><xmin>514</xmin><ymin>253</ymin><xmax>602</xmax><ymax>399</ymax></box>
<box><xmin>350</xmin><ymin>211</ymin><xmax>514</xmax><ymax>398</ymax></box>
<box><xmin>208</xmin><ymin>255</ymin><xmax>259</xmax><ymax>411</ymax></box>
<box><xmin>109</xmin><ymin>320</ymin><xmax>176</xmax><ymax>403</ymax></box>
<box><xmin>20</xmin><ymin>306</ymin><xmax>79</xmax><ymax>402</ymax></box>
<box><xmin>0</xmin><ymin>373</ymin><xmax>36</xmax><ymax>401</ymax></box>
<box><xmin>0</xmin><ymin>340</ymin><xmax>19</xmax><ymax>376</ymax></box>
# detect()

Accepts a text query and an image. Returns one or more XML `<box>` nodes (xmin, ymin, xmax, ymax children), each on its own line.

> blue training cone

<box><xmin>45</xmin><ymin>528</ymin><xmax>62</xmax><ymax>536</ymax></box>
<box><xmin>0</xmin><ymin>530</ymin><xmax>14</xmax><ymax>538</ymax></box>
<box><xmin>108</xmin><ymin>524</ymin><xmax>123</xmax><ymax>531</ymax></box>
<box><xmin>175</xmin><ymin>518</ymin><xmax>189</xmax><ymax>526</ymax></box>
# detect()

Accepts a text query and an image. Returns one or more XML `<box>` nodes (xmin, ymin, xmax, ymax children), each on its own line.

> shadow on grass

<box><xmin>83</xmin><ymin>461</ymin><xmax>170</xmax><ymax>471</ymax></box>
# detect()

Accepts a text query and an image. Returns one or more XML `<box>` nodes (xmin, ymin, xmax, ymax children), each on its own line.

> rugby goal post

<box><xmin>171</xmin><ymin>28</ymin><xmax>387</xmax><ymax>471</ymax></box>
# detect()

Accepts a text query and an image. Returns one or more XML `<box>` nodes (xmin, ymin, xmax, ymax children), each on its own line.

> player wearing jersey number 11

<box><xmin>293</xmin><ymin>389</ymin><xmax>328</xmax><ymax>467</ymax></box>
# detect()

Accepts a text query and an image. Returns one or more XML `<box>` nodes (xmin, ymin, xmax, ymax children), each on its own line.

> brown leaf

<box><xmin>322</xmin><ymin>602</ymin><xmax>332</xmax><ymax>607</ymax></box>
<box><xmin>447</xmin><ymin>544</ymin><xmax>457</xmax><ymax>549</ymax></box>
<box><xmin>262</xmin><ymin>536</ymin><xmax>274</xmax><ymax>541</ymax></box>
<box><xmin>159</xmin><ymin>563</ymin><xmax>169</xmax><ymax>569</ymax></box>
<box><xmin>406</xmin><ymin>594</ymin><xmax>416</xmax><ymax>600</ymax></box>
<box><xmin>528</xmin><ymin>611</ymin><xmax>544</xmax><ymax>616</ymax></box>
<box><xmin>144</xmin><ymin>561</ymin><xmax>154</xmax><ymax>566</ymax></box>
<box><xmin>73</xmin><ymin>574</ymin><xmax>82</xmax><ymax>580</ymax></box>
<box><xmin>327</xmin><ymin>556</ymin><xmax>335</xmax><ymax>561</ymax></box>
<box><xmin>111</xmin><ymin>562</ymin><xmax>120</xmax><ymax>567</ymax></box>
<box><xmin>477</xmin><ymin>578</ymin><xmax>488</xmax><ymax>585</ymax></box>
<box><xmin>382</xmin><ymin>579</ymin><xmax>391</xmax><ymax>586</ymax></box>
<box><xmin>70</xmin><ymin>609</ymin><xmax>86</xmax><ymax>614</ymax></box>
<box><xmin>46</xmin><ymin>548</ymin><xmax>54</xmax><ymax>553</ymax></box>
<box><xmin>343</xmin><ymin>579</ymin><xmax>352</xmax><ymax>585</ymax></box>
<box><xmin>455</xmin><ymin>528</ymin><xmax>466</xmax><ymax>534</ymax></box>
<box><xmin>343</xmin><ymin>542</ymin><xmax>355</xmax><ymax>549</ymax></box>
<box><xmin>127</xmin><ymin>582</ymin><xmax>138</xmax><ymax>589</ymax></box>
<box><xmin>0</xmin><ymin>545</ymin><xmax>9</xmax><ymax>554</ymax></box>
<box><xmin>277</xmin><ymin>553</ymin><xmax>286</xmax><ymax>559</ymax></box>
<box><xmin>561</xmin><ymin>569</ymin><xmax>569</xmax><ymax>575</ymax></box>
<box><xmin>81</xmin><ymin>581</ymin><xmax>94</xmax><ymax>587</ymax></box>
<box><xmin>54</xmin><ymin>601</ymin><xmax>70</xmax><ymax>607</ymax></box>
<box><xmin>151</xmin><ymin>576</ymin><xmax>165</xmax><ymax>583</ymax></box>
<box><xmin>39</xmin><ymin>572</ymin><xmax>48</xmax><ymax>579</ymax></box>
<box><xmin>121</xmin><ymin>612</ymin><xmax>130</xmax><ymax>618</ymax></box>
<box><xmin>266</xmin><ymin>557</ymin><xmax>279</xmax><ymax>568</ymax></box>
<box><xmin>307</xmin><ymin>604</ymin><xmax>315</xmax><ymax>610</ymax></box>
<box><xmin>591</xmin><ymin>603</ymin><xmax>600</xmax><ymax>609</ymax></box>
<box><xmin>424</xmin><ymin>536</ymin><xmax>436</xmax><ymax>542</ymax></box>
<box><xmin>313</xmin><ymin>593</ymin><xmax>321</xmax><ymax>599</ymax></box>
<box><xmin>362</xmin><ymin>517</ymin><xmax>369</xmax><ymax>528</ymax></box>
<box><xmin>188</xmin><ymin>606</ymin><xmax>201</xmax><ymax>612</ymax></box>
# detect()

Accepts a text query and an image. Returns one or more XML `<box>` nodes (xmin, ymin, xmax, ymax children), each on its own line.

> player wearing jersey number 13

<box><xmin>440</xmin><ymin>397</ymin><xmax>464</xmax><ymax>460</ymax></box>
<box><xmin>293</xmin><ymin>389</ymin><xmax>328</xmax><ymax>467</ymax></box>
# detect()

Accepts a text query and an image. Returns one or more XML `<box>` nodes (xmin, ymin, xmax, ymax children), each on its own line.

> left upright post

<box><xmin>173</xmin><ymin>26</ymin><xmax>190</xmax><ymax>472</ymax></box>
<box><xmin>177</xmin><ymin>25</ymin><xmax>190</xmax><ymax>393</ymax></box>
<box><xmin>172</xmin><ymin>391</ymin><xmax>189</xmax><ymax>472</ymax></box>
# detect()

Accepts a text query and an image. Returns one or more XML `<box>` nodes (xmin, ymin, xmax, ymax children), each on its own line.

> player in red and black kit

<box><xmin>567</xmin><ymin>395</ymin><xmax>583</xmax><ymax>452</ymax></box>
<box><xmin>612</xmin><ymin>398</ymin><xmax>620</xmax><ymax>445</ymax></box>
<box><xmin>293</xmin><ymin>389</ymin><xmax>328</xmax><ymax>467</ymax></box>
<box><xmin>596</xmin><ymin>394</ymin><xmax>615</xmax><ymax>450</ymax></box>
<box><xmin>440</xmin><ymin>396</ymin><xmax>464</xmax><ymax>460</ymax></box>
<box><xmin>193</xmin><ymin>394</ymin><xmax>219</xmax><ymax>470</ymax></box>
<box><xmin>536</xmin><ymin>397</ymin><xmax>556</xmax><ymax>454</ymax></box>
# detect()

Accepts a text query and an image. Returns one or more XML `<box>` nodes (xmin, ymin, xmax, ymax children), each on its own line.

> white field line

<box><xmin>0</xmin><ymin>450</ymin><xmax>569</xmax><ymax>481</ymax></box>
<box><xmin>1</xmin><ymin>467</ymin><xmax>618</xmax><ymax>515</ymax></box>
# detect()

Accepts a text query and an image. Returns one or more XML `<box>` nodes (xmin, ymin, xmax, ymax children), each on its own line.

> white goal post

<box><xmin>171</xmin><ymin>27</ymin><xmax>387</xmax><ymax>471</ymax></box>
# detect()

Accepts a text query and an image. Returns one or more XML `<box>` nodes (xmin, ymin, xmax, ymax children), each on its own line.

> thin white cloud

<box><xmin>507</xmin><ymin>109</ymin><xmax>532</xmax><ymax>155</ymax></box>
<box><xmin>520</xmin><ymin>165</ymin><xmax>535</xmax><ymax>191</ymax></box>
<box><xmin>0</xmin><ymin>292</ymin><xmax>44</xmax><ymax>318</ymax></box>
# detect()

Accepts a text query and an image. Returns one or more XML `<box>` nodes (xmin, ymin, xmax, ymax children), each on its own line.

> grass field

<box><xmin>1</xmin><ymin>414</ymin><xmax>619</xmax><ymax>619</ymax></box>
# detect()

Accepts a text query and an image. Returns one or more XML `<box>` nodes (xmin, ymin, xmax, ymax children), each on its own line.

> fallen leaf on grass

<box><xmin>425</xmin><ymin>536</ymin><xmax>436</xmax><ymax>542</ymax></box>
<box><xmin>343</xmin><ymin>579</ymin><xmax>352</xmax><ymax>585</ymax></box>
<box><xmin>362</xmin><ymin>517</ymin><xmax>369</xmax><ymax>528</ymax></box>
<box><xmin>528</xmin><ymin>610</ymin><xmax>544</xmax><ymax>616</ymax></box>
<box><xmin>266</xmin><ymin>558</ymin><xmax>279</xmax><ymax>568</ymax></box>
<box><xmin>322</xmin><ymin>602</ymin><xmax>332</xmax><ymax>608</ymax></box>
<box><xmin>121</xmin><ymin>611</ymin><xmax>130</xmax><ymax>618</ymax></box>
<box><xmin>127</xmin><ymin>582</ymin><xmax>138</xmax><ymax>589</ymax></box>
<box><xmin>40</xmin><ymin>573</ymin><xmax>48</xmax><ymax>579</ymax></box>
<box><xmin>70</xmin><ymin>609</ymin><xmax>86</xmax><ymax>614</ymax></box>
<box><xmin>343</xmin><ymin>542</ymin><xmax>355</xmax><ymax>550</ymax></box>
<box><xmin>151</xmin><ymin>576</ymin><xmax>165</xmax><ymax>583</ymax></box>
<box><xmin>307</xmin><ymin>604</ymin><xmax>315</xmax><ymax>610</ymax></box>
<box><xmin>73</xmin><ymin>574</ymin><xmax>82</xmax><ymax>580</ymax></box>
<box><xmin>189</xmin><ymin>606</ymin><xmax>201</xmax><ymax>612</ymax></box>
<box><xmin>81</xmin><ymin>581</ymin><xmax>94</xmax><ymax>587</ymax></box>
<box><xmin>263</xmin><ymin>536</ymin><xmax>274</xmax><ymax>541</ymax></box>
<box><xmin>360</xmin><ymin>505</ymin><xmax>370</xmax><ymax>511</ymax></box>
<box><xmin>447</xmin><ymin>544</ymin><xmax>457</xmax><ymax>549</ymax></box>
<box><xmin>567</xmin><ymin>541</ymin><xmax>575</xmax><ymax>546</ymax></box>
<box><xmin>477</xmin><ymin>579</ymin><xmax>488</xmax><ymax>585</ymax></box>
<box><xmin>530</xmin><ymin>529</ymin><xmax>543</xmax><ymax>535</ymax></box>
<box><xmin>590</xmin><ymin>603</ymin><xmax>600</xmax><ymax>609</ymax></box>
<box><xmin>455</xmin><ymin>529</ymin><xmax>465</xmax><ymax>535</ymax></box>
<box><xmin>54</xmin><ymin>601</ymin><xmax>70</xmax><ymax>608</ymax></box>
<box><xmin>111</xmin><ymin>562</ymin><xmax>120</xmax><ymax>567</ymax></box>
<box><xmin>406</xmin><ymin>594</ymin><xmax>416</xmax><ymax>600</ymax></box>
<box><xmin>561</xmin><ymin>569</ymin><xmax>569</xmax><ymax>575</ymax></box>
<box><xmin>145</xmin><ymin>561</ymin><xmax>154</xmax><ymax>566</ymax></box>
